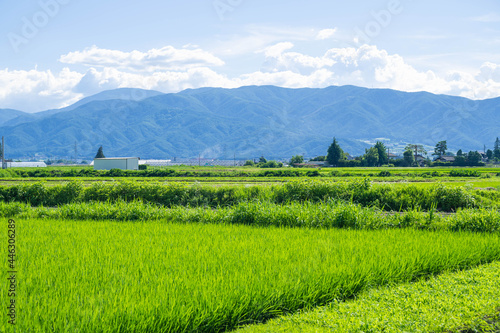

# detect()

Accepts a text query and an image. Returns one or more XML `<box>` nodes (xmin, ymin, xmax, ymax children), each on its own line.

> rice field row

<box><xmin>3</xmin><ymin>219</ymin><xmax>500</xmax><ymax>332</ymax></box>
<box><xmin>1</xmin><ymin>200</ymin><xmax>499</xmax><ymax>233</ymax></box>
<box><xmin>238</xmin><ymin>261</ymin><xmax>500</xmax><ymax>333</ymax></box>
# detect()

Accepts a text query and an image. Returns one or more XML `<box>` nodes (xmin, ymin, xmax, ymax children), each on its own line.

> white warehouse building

<box><xmin>93</xmin><ymin>157</ymin><xmax>139</xmax><ymax>171</ymax></box>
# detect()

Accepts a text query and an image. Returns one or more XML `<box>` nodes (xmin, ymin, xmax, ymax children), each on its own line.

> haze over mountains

<box><xmin>0</xmin><ymin>85</ymin><xmax>498</xmax><ymax>160</ymax></box>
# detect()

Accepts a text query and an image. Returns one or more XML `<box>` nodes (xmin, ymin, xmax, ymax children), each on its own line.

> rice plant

<box><xmin>237</xmin><ymin>261</ymin><xmax>500</xmax><ymax>332</ymax></box>
<box><xmin>5</xmin><ymin>219</ymin><xmax>500</xmax><ymax>332</ymax></box>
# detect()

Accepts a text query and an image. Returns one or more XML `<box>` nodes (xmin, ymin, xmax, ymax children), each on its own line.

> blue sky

<box><xmin>1</xmin><ymin>0</ymin><xmax>500</xmax><ymax>112</ymax></box>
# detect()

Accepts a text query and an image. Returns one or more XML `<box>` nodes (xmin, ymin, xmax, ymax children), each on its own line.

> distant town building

<box><xmin>294</xmin><ymin>162</ymin><xmax>326</xmax><ymax>168</ymax></box>
<box><xmin>415</xmin><ymin>155</ymin><xmax>427</xmax><ymax>162</ymax></box>
<box><xmin>6</xmin><ymin>162</ymin><xmax>47</xmax><ymax>168</ymax></box>
<box><xmin>435</xmin><ymin>156</ymin><xmax>455</xmax><ymax>163</ymax></box>
<box><xmin>139</xmin><ymin>159</ymin><xmax>172</xmax><ymax>166</ymax></box>
<box><xmin>388</xmin><ymin>153</ymin><xmax>400</xmax><ymax>160</ymax></box>
<box><xmin>93</xmin><ymin>157</ymin><xmax>139</xmax><ymax>170</ymax></box>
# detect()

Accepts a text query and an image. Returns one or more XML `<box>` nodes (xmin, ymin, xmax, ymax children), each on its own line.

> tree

<box><xmin>258</xmin><ymin>160</ymin><xmax>283</xmax><ymax>168</ymax></box>
<box><xmin>456</xmin><ymin>149</ymin><xmax>463</xmax><ymax>157</ymax></box>
<box><xmin>327</xmin><ymin>138</ymin><xmax>344</xmax><ymax>166</ymax></box>
<box><xmin>405</xmin><ymin>144</ymin><xmax>427</xmax><ymax>161</ymax></box>
<box><xmin>486</xmin><ymin>149</ymin><xmax>493</xmax><ymax>160</ymax></box>
<box><xmin>95</xmin><ymin>146</ymin><xmax>105</xmax><ymax>159</ymax></box>
<box><xmin>403</xmin><ymin>149</ymin><xmax>415</xmax><ymax>166</ymax></box>
<box><xmin>244</xmin><ymin>160</ymin><xmax>254</xmax><ymax>166</ymax></box>
<box><xmin>289</xmin><ymin>155</ymin><xmax>304</xmax><ymax>165</ymax></box>
<box><xmin>467</xmin><ymin>151</ymin><xmax>482</xmax><ymax>165</ymax></box>
<box><xmin>363</xmin><ymin>147</ymin><xmax>379</xmax><ymax>167</ymax></box>
<box><xmin>454</xmin><ymin>155</ymin><xmax>466</xmax><ymax>166</ymax></box>
<box><xmin>310</xmin><ymin>156</ymin><xmax>327</xmax><ymax>162</ymax></box>
<box><xmin>433</xmin><ymin>140</ymin><xmax>447</xmax><ymax>158</ymax></box>
<box><xmin>259</xmin><ymin>156</ymin><xmax>267</xmax><ymax>164</ymax></box>
<box><xmin>374</xmin><ymin>141</ymin><xmax>388</xmax><ymax>166</ymax></box>
<box><xmin>494</xmin><ymin>138</ymin><xmax>500</xmax><ymax>159</ymax></box>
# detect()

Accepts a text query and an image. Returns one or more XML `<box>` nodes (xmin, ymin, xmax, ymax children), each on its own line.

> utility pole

<box><xmin>74</xmin><ymin>141</ymin><xmax>78</xmax><ymax>164</ymax></box>
<box><xmin>1</xmin><ymin>136</ymin><xmax>5</xmax><ymax>169</ymax></box>
<box><xmin>198</xmin><ymin>154</ymin><xmax>201</xmax><ymax>167</ymax></box>
<box><xmin>233</xmin><ymin>153</ymin><xmax>236</xmax><ymax>167</ymax></box>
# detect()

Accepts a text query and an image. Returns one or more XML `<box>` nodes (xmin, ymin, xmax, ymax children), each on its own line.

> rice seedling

<box><xmin>4</xmin><ymin>219</ymin><xmax>500</xmax><ymax>332</ymax></box>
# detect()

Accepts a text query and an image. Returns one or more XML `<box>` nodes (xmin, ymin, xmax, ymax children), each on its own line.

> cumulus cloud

<box><xmin>2</xmin><ymin>43</ymin><xmax>500</xmax><ymax>112</ymax></box>
<box><xmin>59</xmin><ymin>45</ymin><xmax>225</xmax><ymax>71</ymax></box>
<box><xmin>477</xmin><ymin>62</ymin><xmax>500</xmax><ymax>82</ymax></box>
<box><xmin>73</xmin><ymin>66</ymin><xmax>236</xmax><ymax>96</ymax></box>
<box><xmin>0</xmin><ymin>68</ymin><xmax>83</xmax><ymax>112</ymax></box>
<box><xmin>252</xmin><ymin>43</ymin><xmax>500</xmax><ymax>98</ymax></box>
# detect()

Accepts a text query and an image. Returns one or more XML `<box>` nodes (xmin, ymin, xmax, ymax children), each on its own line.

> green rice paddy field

<box><xmin>1</xmin><ymin>167</ymin><xmax>499</xmax><ymax>332</ymax></box>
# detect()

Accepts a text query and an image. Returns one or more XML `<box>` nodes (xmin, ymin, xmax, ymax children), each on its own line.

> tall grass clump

<box><xmin>272</xmin><ymin>180</ymin><xmax>478</xmax><ymax>211</ymax></box>
<box><xmin>0</xmin><ymin>180</ymin><xmax>83</xmax><ymax>206</ymax></box>
<box><xmin>7</xmin><ymin>219</ymin><xmax>500</xmax><ymax>333</ymax></box>
<box><xmin>448</xmin><ymin>209</ymin><xmax>500</xmax><ymax>233</ymax></box>
<box><xmin>81</xmin><ymin>181</ymin><xmax>270</xmax><ymax>207</ymax></box>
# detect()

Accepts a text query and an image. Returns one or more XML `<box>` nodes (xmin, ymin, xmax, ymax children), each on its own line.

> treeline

<box><xmin>320</xmin><ymin>138</ymin><xmax>500</xmax><ymax>167</ymax></box>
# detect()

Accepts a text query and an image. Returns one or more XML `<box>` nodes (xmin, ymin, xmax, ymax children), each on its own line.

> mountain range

<box><xmin>0</xmin><ymin>85</ymin><xmax>498</xmax><ymax>159</ymax></box>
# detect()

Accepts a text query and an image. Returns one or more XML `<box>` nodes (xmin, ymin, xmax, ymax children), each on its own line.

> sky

<box><xmin>1</xmin><ymin>0</ymin><xmax>500</xmax><ymax>112</ymax></box>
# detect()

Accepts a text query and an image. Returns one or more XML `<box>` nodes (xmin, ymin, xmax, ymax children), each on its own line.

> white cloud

<box><xmin>237</xmin><ymin>69</ymin><xmax>334</xmax><ymax>89</ymax></box>
<box><xmin>316</xmin><ymin>28</ymin><xmax>337</xmax><ymax>40</ymax></box>
<box><xmin>74</xmin><ymin>66</ymin><xmax>237</xmax><ymax>96</ymax></box>
<box><xmin>211</xmin><ymin>25</ymin><xmax>317</xmax><ymax>56</ymax></box>
<box><xmin>0</xmin><ymin>68</ymin><xmax>83</xmax><ymax>112</ymax></box>
<box><xmin>262</xmin><ymin>42</ymin><xmax>295</xmax><ymax>58</ymax></box>
<box><xmin>2</xmin><ymin>44</ymin><xmax>500</xmax><ymax>112</ymax></box>
<box><xmin>477</xmin><ymin>62</ymin><xmax>500</xmax><ymax>82</ymax></box>
<box><xmin>251</xmin><ymin>43</ymin><xmax>500</xmax><ymax>98</ymax></box>
<box><xmin>59</xmin><ymin>45</ymin><xmax>225</xmax><ymax>71</ymax></box>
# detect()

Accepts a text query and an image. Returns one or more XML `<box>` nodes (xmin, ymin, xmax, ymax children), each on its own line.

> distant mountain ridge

<box><xmin>0</xmin><ymin>85</ymin><xmax>498</xmax><ymax>159</ymax></box>
<box><xmin>0</xmin><ymin>88</ymin><xmax>163</xmax><ymax>127</ymax></box>
<box><xmin>0</xmin><ymin>109</ymin><xmax>27</xmax><ymax>126</ymax></box>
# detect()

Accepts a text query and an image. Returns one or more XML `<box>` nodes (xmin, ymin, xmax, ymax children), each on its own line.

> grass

<box><xmin>2</xmin><ymin>165</ymin><xmax>500</xmax><ymax>179</ymax></box>
<box><xmin>1</xmin><ymin>200</ymin><xmax>499</xmax><ymax>232</ymax></box>
<box><xmin>237</xmin><ymin>261</ymin><xmax>500</xmax><ymax>333</ymax></box>
<box><xmin>4</xmin><ymin>219</ymin><xmax>500</xmax><ymax>332</ymax></box>
<box><xmin>0</xmin><ymin>171</ymin><xmax>499</xmax><ymax>332</ymax></box>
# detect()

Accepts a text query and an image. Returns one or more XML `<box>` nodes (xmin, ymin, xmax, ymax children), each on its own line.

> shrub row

<box><xmin>6</xmin><ymin>168</ymin><xmax>308</xmax><ymax>178</ymax></box>
<box><xmin>5</xmin><ymin>168</ymin><xmax>494</xmax><ymax>178</ymax></box>
<box><xmin>0</xmin><ymin>180</ymin><xmax>492</xmax><ymax>211</ymax></box>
